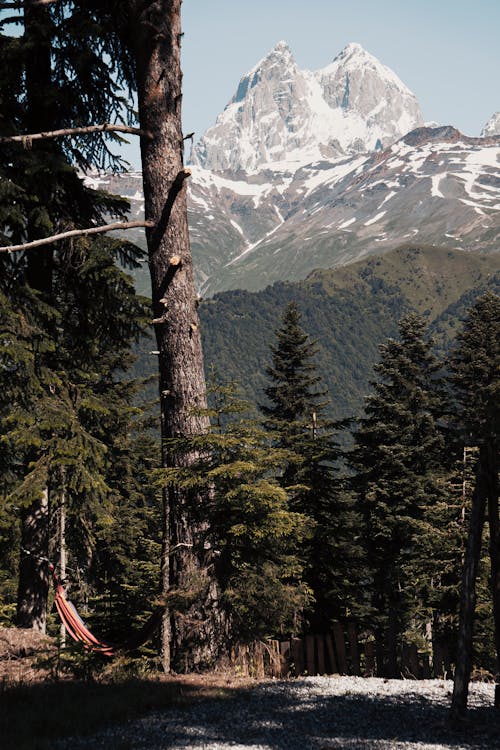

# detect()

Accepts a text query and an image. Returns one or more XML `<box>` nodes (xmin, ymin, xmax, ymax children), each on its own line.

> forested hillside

<box><xmin>194</xmin><ymin>246</ymin><xmax>500</xmax><ymax>421</ymax></box>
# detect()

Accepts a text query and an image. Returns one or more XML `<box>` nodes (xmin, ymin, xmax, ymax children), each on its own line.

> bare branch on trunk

<box><xmin>0</xmin><ymin>220</ymin><xmax>154</xmax><ymax>254</ymax></box>
<box><xmin>0</xmin><ymin>123</ymin><xmax>152</xmax><ymax>145</ymax></box>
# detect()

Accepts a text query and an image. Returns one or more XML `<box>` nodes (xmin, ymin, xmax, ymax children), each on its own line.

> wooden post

<box><xmin>254</xmin><ymin>642</ymin><xmax>265</xmax><ymax>679</ymax></box>
<box><xmin>347</xmin><ymin>622</ymin><xmax>361</xmax><ymax>675</ymax></box>
<box><xmin>58</xmin><ymin>482</ymin><xmax>67</xmax><ymax>648</ymax></box>
<box><xmin>333</xmin><ymin>622</ymin><xmax>348</xmax><ymax>674</ymax></box>
<box><xmin>325</xmin><ymin>634</ymin><xmax>338</xmax><ymax>674</ymax></box>
<box><xmin>291</xmin><ymin>637</ymin><xmax>304</xmax><ymax>676</ymax></box>
<box><xmin>305</xmin><ymin>635</ymin><xmax>316</xmax><ymax>675</ymax></box>
<box><xmin>451</xmin><ymin>450</ymin><xmax>488</xmax><ymax>720</ymax></box>
<box><xmin>315</xmin><ymin>635</ymin><xmax>326</xmax><ymax>674</ymax></box>
<box><xmin>280</xmin><ymin>640</ymin><xmax>291</xmax><ymax>678</ymax></box>
<box><xmin>269</xmin><ymin>639</ymin><xmax>280</xmax><ymax>678</ymax></box>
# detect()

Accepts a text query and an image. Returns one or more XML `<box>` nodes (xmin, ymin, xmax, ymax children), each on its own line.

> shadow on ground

<box><xmin>19</xmin><ymin>678</ymin><xmax>498</xmax><ymax>750</ymax></box>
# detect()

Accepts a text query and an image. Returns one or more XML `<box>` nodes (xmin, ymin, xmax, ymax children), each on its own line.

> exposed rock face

<box><xmin>91</xmin><ymin>128</ymin><xmax>500</xmax><ymax>296</ymax></box>
<box><xmin>192</xmin><ymin>41</ymin><xmax>423</xmax><ymax>174</ymax></box>
<box><xmin>482</xmin><ymin>112</ymin><xmax>500</xmax><ymax>137</ymax></box>
<box><xmin>87</xmin><ymin>45</ymin><xmax>499</xmax><ymax>298</ymax></box>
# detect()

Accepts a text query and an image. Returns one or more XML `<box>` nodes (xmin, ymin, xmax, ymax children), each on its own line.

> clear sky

<box><xmin>181</xmin><ymin>0</ymin><xmax>499</xmax><ymax>134</ymax></box>
<box><xmin>2</xmin><ymin>2</ymin><xmax>499</xmax><ymax>167</ymax></box>
<box><xmin>42</xmin><ymin>0</ymin><xmax>500</xmax><ymax>169</ymax></box>
<box><xmin>124</xmin><ymin>0</ymin><xmax>499</xmax><ymax>166</ymax></box>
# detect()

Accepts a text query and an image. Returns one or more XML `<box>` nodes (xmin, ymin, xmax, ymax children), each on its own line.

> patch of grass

<box><xmin>0</xmin><ymin>674</ymin><xmax>242</xmax><ymax>750</ymax></box>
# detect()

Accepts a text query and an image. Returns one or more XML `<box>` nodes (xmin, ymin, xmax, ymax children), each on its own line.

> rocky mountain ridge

<box><xmin>86</xmin><ymin>43</ymin><xmax>499</xmax><ymax>297</ymax></box>
<box><xmin>482</xmin><ymin>112</ymin><xmax>500</xmax><ymax>137</ymax></box>
<box><xmin>191</xmin><ymin>41</ymin><xmax>423</xmax><ymax>174</ymax></box>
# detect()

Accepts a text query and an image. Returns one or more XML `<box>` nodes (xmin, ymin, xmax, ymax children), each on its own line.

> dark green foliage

<box><xmin>0</xmin><ymin>3</ymin><xmax>163</xmax><ymax>641</ymax></box>
<box><xmin>350</xmin><ymin>313</ymin><xmax>447</xmax><ymax>675</ymax></box>
<box><xmin>159</xmin><ymin>381</ymin><xmax>312</xmax><ymax>642</ymax></box>
<box><xmin>0</xmin><ymin>234</ymin><xmax>160</xmax><ymax>640</ymax></box>
<box><xmin>198</xmin><ymin>252</ymin><xmax>500</xmax><ymax>429</ymax></box>
<box><xmin>448</xmin><ymin>292</ymin><xmax>499</xmax><ymax>448</ymax></box>
<box><xmin>200</xmin><ymin>279</ymin><xmax>404</xmax><ymax>426</ymax></box>
<box><xmin>261</xmin><ymin>303</ymin><xmax>360</xmax><ymax>630</ymax></box>
<box><xmin>447</xmin><ymin>292</ymin><xmax>500</xmax><ymax>675</ymax></box>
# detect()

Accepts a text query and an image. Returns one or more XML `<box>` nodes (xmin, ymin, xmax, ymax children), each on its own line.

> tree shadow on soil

<box><xmin>2</xmin><ymin>678</ymin><xmax>499</xmax><ymax>750</ymax></box>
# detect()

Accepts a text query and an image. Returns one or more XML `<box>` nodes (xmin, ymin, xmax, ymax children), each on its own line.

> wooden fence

<box><xmin>231</xmin><ymin>622</ymin><xmax>452</xmax><ymax>680</ymax></box>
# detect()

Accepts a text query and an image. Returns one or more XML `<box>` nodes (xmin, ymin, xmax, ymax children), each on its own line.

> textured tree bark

<box><xmin>450</xmin><ymin>448</ymin><xmax>488</xmax><ymax>721</ymax></box>
<box><xmin>485</xmin><ymin>443</ymin><xmax>500</xmax><ymax>704</ymax></box>
<box><xmin>130</xmin><ymin>0</ymin><xmax>226</xmax><ymax>672</ymax></box>
<box><xmin>16</xmin><ymin>488</ymin><xmax>50</xmax><ymax>631</ymax></box>
<box><xmin>16</xmin><ymin>0</ymin><xmax>54</xmax><ymax>632</ymax></box>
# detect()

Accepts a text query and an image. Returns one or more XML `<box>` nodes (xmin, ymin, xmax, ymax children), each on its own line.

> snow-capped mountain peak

<box><xmin>232</xmin><ymin>40</ymin><xmax>296</xmax><ymax>104</ymax></box>
<box><xmin>481</xmin><ymin>112</ymin><xmax>500</xmax><ymax>137</ymax></box>
<box><xmin>192</xmin><ymin>41</ymin><xmax>423</xmax><ymax>174</ymax></box>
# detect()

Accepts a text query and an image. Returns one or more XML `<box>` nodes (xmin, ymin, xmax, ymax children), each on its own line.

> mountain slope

<box><xmin>91</xmin><ymin>127</ymin><xmax>500</xmax><ymax>297</ymax></box>
<box><xmin>197</xmin><ymin>247</ymin><xmax>500</xmax><ymax>422</ymax></box>
<box><xmin>201</xmin><ymin>128</ymin><xmax>500</xmax><ymax>294</ymax></box>
<box><xmin>482</xmin><ymin>112</ymin><xmax>500</xmax><ymax>137</ymax></box>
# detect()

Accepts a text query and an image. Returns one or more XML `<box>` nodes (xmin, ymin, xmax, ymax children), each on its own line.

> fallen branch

<box><xmin>0</xmin><ymin>220</ymin><xmax>155</xmax><ymax>254</ymax></box>
<box><xmin>0</xmin><ymin>123</ymin><xmax>152</xmax><ymax>145</ymax></box>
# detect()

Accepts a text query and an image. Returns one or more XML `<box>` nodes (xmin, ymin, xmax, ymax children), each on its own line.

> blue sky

<box><xmin>5</xmin><ymin>1</ymin><xmax>497</xmax><ymax>168</ymax></box>
<box><xmin>124</xmin><ymin>0</ymin><xmax>499</xmax><ymax>167</ymax></box>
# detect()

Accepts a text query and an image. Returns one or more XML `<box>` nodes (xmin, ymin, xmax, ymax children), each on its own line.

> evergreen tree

<box><xmin>261</xmin><ymin>302</ymin><xmax>359</xmax><ymax>630</ymax></box>
<box><xmin>159</xmin><ymin>381</ymin><xmax>312</xmax><ymax>653</ymax></box>
<box><xmin>0</xmin><ymin>1</ymin><xmax>139</xmax><ymax>631</ymax></box>
<box><xmin>350</xmin><ymin>312</ymin><xmax>446</xmax><ymax>676</ymax></box>
<box><xmin>449</xmin><ymin>292</ymin><xmax>499</xmax><ymax>717</ymax></box>
<box><xmin>0</xmin><ymin>234</ymin><xmax>153</xmax><ymax>635</ymax></box>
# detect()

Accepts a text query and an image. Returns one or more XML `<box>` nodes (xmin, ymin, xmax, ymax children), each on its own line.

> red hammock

<box><xmin>50</xmin><ymin>565</ymin><xmax>164</xmax><ymax>657</ymax></box>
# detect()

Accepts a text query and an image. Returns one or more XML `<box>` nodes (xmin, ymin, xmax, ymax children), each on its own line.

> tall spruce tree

<box><xmin>261</xmin><ymin>302</ymin><xmax>358</xmax><ymax>630</ymax></box>
<box><xmin>2</xmin><ymin>1</ymin><xmax>223</xmax><ymax>668</ymax></box>
<box><xmin>450</xmin><ymin>292</ymin><xmax>500</xmax><ymax>717</ymax></box>
<box><xmin>0</xmin><ymin>0</ymin><xmax>138</xmax><ymax>632</ymax></box>
<box><xmin>350</xmin><ymin>312</ymin><xmax>446</xmax><ymax>677</ymax></box>
<box><xmin>0</xmin><ymin>235</ymin><xmax>152</xmax><ymax>633</ymax></box>
<box><xmin>159</xmin><ymin>380</ymin><xmax>312</xmax><ymax>651</ymax></box>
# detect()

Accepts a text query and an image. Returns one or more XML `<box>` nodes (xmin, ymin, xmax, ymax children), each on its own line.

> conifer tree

<box><xmin>261</xmin><ymin>302</ymin><xmax>358</xmax><ymax>630</ymax></box>
<box><xmin>159</xmin><ymin>381</ymin><xmax>312</xmax><ymax>650</ymax></box>
<box><xmin>350</xmin><ymin>312</ymin><xmax>446</xmax><ymax>676</ymax></box>
<box><xmin>0</xmin><ymin>236</ymin><xmax>151</xmax><ymax>632</ymax></box>
<box><xmin>450</xmin><ymin>292</ymin><xmax>500</xmax><ymax>717</ymax></box>
<box><xmin>0</xmin><ymin>1</ymin><xmax>138</xmax><ymax>631</ymax></box>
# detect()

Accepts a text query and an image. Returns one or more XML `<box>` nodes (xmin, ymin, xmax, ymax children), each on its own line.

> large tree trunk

<box><xmin>16</xmin><ymin>0</ymin><xmax>55</xmax><ymax>631</ymax></box>
<box><xmin>17</xmin><ymin>488</ymin><xmax>50</xmax><ymax>632</ymax></box>
<box><xmin>130</xmin><ymin>0</ymin><xmax>226</xmax><ymax>672</ymax></box>
<box><xmin>450</xmin><ymin>448</ymin><xmax>488</xmax><ymax>721</ymax></box>
<box><xmin>485</xmin><ymin>442</ymin><xmax>500</xmax><ymax>707</ymax></box>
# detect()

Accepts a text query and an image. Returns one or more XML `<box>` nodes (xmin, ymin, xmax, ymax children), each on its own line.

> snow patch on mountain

<box><xmin>481</xmin><ymin>112</ymin><xmax>500</xmax><ymax>137</ymax></box>
<box><xmin>192</xmin><ymin>41</ymin><xmax>423</xmax><ymax>174</ymax></box>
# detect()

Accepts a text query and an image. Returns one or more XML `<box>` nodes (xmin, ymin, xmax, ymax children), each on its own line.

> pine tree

<box><xmin>0</xmin><ymin>235</ymin><xmax>152</xmax><ymax>635</ymax></box>
<box><xmin>2</xmin><ymin>2</ymin><xmax>222</xmax><ymax>668</ymax></box>
<box><xmin>261</xmin><ymin>302</ymin><xmax>358</xmax><ymax>630</ymax></box>
<box><xmin>350</xmin><ymin>312</ymin><xmax>446</xmax><ymax>677</ymax></box>
<box><xmin>159</xmin><ymin>380</ymin><xmax>312</xmax><ymax>653</ymax></box>
<box><xmin>449</xmin><ymin>292</ymin><xmax>500</xmax><ymax>717</ymax></box>
<box><xmin>0</xmin><ymin>1</ymin><xmax>138</xmax><ymax>632</ymax></box>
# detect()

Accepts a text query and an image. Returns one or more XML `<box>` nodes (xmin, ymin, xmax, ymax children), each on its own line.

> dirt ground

<box><xmin>0</xmin><ymin>625</ymin><xmax>56</xmax><ymax>683</ymax></box>
<box><xmin>0</xmin><ymin>625</ymin><xmax>261</xmax><ymax>691</ymax></box>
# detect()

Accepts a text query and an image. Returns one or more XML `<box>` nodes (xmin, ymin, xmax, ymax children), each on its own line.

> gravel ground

<box><xmin>56</xmin><ymin>677</ymin><xmax>500</xmax><ymax>750</ymax></box>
